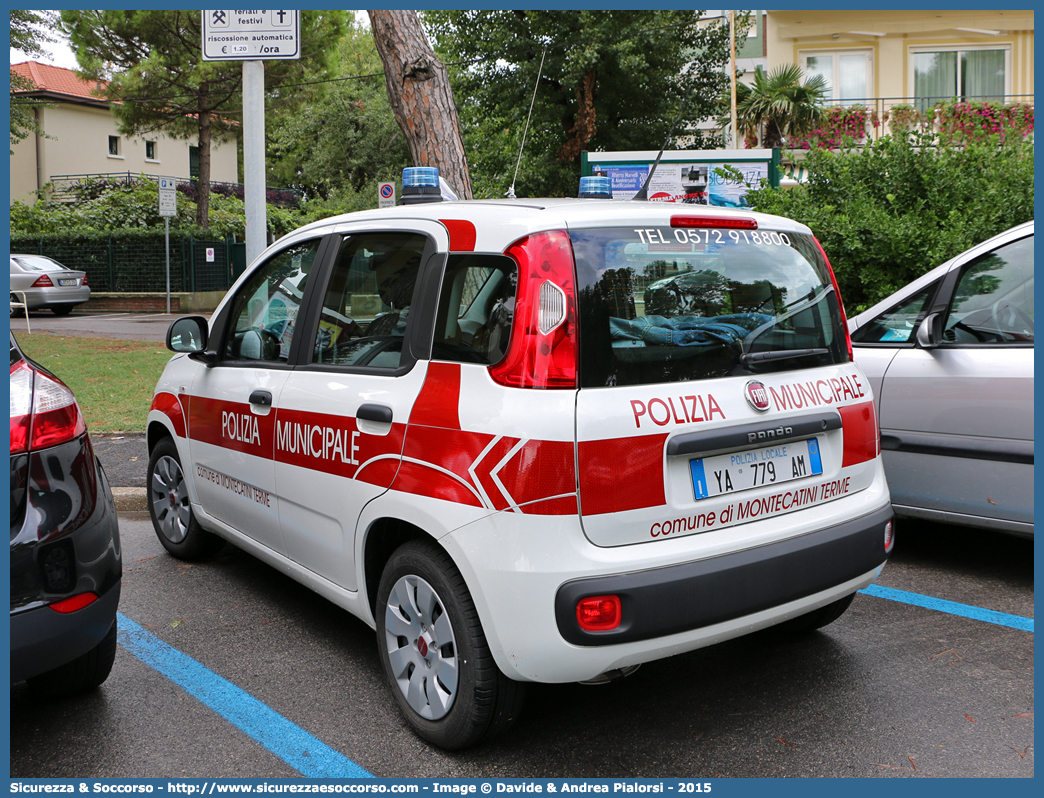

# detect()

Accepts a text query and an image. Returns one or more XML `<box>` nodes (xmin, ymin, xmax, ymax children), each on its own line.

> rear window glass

<box><xmin>572</xmin><ymin>226</ymin><xmax>849</xmax><ymax>387</ymax></box>
<box><xmin>12</xmin><ymin>256</ymin><xmax>64</xmax><ymax>272</ymax></box>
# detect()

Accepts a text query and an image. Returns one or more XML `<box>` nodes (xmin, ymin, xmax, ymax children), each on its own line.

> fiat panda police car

<box><xmin>148</xmin><ymin>169</ymin><xmax>893</xmax><ymax>750</ymax></box>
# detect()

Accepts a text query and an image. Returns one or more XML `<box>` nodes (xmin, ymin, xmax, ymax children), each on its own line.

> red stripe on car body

<box><xmin>150</xmin><ymin>391</ymin><xmax>187</xmax><ymax>438</ymax></box>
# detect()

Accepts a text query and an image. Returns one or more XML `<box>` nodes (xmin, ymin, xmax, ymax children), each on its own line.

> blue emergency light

<box><xmin>579</xmin><ymin>175</ymin><xmax>613</xmax><ymax>199</ymax></box>
<box><xmin>401</xmin><ymin>167</ymin><xmax>443</xmax><ymax>204</ymax></box>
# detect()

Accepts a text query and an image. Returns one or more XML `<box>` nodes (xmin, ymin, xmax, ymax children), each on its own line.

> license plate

<box><xmin>690</xmin><ymin>438</ymin><xmax>822</xmax><ymax>500</ymax></box>
<box><xmin>58</xmin><ymin>278</ymin><xmax>77</xmax><ymax>286</ymax></box>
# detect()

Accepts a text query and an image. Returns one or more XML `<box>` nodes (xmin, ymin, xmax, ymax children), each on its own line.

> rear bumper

<box><xmin>18</xmin><ymin>286</ymin><xmax>90</xmax><ymax>309</ymax></box>
<box><xmin>555</xmin><ymin>504</ymin><xmax>893</xmax><ymax>646</ymax></box>
<box><xmin>443</xmin><ymin>466</ymin><xmax>891</xmax><ymax>683</ymax></box>
<box><xmin>10</xmin><ymin>583</ymin><xmax>120</xmax><ymax>683</ymax></box>
<box><xmin>10</xmin><ymin>435</ymin><xmax>122</xmax><ymax>683</ymax></box>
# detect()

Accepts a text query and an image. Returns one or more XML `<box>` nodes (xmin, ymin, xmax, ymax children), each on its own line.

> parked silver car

<box><xmin>10</xmin><ymin>254</ymin><xmax>90</xmax><ymax>316</ymax></box>
<box><xmin>848</xmin><ymin>221</ymin><xmax>1033</xmax><ymax>537</ymax></box>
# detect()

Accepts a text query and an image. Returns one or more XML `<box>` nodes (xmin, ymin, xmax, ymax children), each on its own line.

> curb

<box><xmin>112</xmin><ymin>487</ymin><xmax>148</xmax><ymax>513</ymax></box>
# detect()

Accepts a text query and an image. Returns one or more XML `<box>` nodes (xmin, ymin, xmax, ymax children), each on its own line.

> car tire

<box><xmin>376</xmin><ymin>539</ymin><xmax>526</xmax><ymax>750</ymax></box>
<box><xmin>51</xmin><ymin>305</ymin><xmax>74</xmax><ymax>316</ymax></box>
<box><xmin>777</xmin><ymin>593</ymin><xmax>856</xmax><ymax>634</ymax></box>
<box><xmin>26</xmin><ymin>618</ymin><xmax>117</xmax><ymax>698</ymax></box>
<box><xmin>147</xmin><ymin>437</ymin><xmax>224</xmax><ymax>560</ymax></box>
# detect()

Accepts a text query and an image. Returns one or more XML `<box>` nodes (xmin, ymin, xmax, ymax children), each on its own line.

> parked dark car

<box><xmin>10</xmin><ymin>332</ymin><xmax>121</xmax><ymax>696</ymax></box>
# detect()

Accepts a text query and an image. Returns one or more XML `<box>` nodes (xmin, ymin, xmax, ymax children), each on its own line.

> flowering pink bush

<box><xmin>791</xmin><ymin>105</ymin><xmax>881</xmax><ymax>149</ymax></box>
<box><xmin>935</xmin><ymin>101</ymin><xmax>1034</xmax><ymax>145</ymax></box>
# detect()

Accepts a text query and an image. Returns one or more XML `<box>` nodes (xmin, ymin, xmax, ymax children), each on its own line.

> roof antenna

<box><xmin>632</xmin><ymin>97</ymin><xmax>687</xmax><ymax>201</ymax></box>
<box><xmin>507</xmin><ymin>44</ymin><xmax>548</xmax><ymax>199</ymax></box>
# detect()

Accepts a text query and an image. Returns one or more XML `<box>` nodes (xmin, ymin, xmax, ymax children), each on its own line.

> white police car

<box><xmin>148</xmin><ymin>168</ymin><xmax>893</xmax><ymax>749</ymax></box>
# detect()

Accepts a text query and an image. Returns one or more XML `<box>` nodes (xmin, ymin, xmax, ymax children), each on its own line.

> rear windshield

<box><xmin>571</xmin><ymin>226</ymin><xmax>849</xmax><ymax>388</ymax></box>
<box><xmin>12</xmin><ymin>255</ymin><xmax>64</xmax><ymax>272</ymax></box>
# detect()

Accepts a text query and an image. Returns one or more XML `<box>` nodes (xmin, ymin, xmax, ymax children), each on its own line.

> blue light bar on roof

<box><xmin>579</xmin><ymin>175</ymin><xmax>613</xmax><ymax>199</ymax></box>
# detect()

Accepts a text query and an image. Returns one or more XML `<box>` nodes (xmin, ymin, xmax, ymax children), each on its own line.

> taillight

<box><xmin>577</xmin><ymin>595</ymin><xmax>622</xmax><ymax>632</ymax></box>
<box><xmin>81</xmin><ymin>273</ymin><xmax>89</xmax><ymax>286</ymax></box>
<box><xmin>49</xmin><ymin>593</ymin><xmax>98</xmax><ymax>613</ymax></box>
<box><xmin>32</xmin><ymin>274</ymin><xmax>54</xmax><ymax>288</ymax></box>
<box><xmin>812</xmin><ymin>236</ymin><xmax>853</xmax><ymax>362</ymax></box>
<box><xmin>9</xmin><ymin>360</ymin><xmax>87</xmax><ymax>455</ymax></box>
<box><xmin>10</xmin><ymin>360</ymin><xmax>33</xmax><ymax>454</ymax></box>
<box><xmin>671</xmin><ymin>215</ymin><xmax>758</xmax><ymax>230</ymax></box>
<box><xmin>839</xmin><ymin>401</ymin><xmax>879</xmax><ymax>467</ymax></box>
<box><xmin>884</xmin><ymin>518</ymin><xmax>895</xmax><ymax>553</ymax></box>
<box><xmin>489</xmin><ymin>230</ymin><xmax>578</xmax><ymax>389</ymax></box>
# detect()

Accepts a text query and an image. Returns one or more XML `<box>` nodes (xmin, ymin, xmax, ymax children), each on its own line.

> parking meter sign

<box><xmin>378</xmin><ymin>182</ymin><xmax>396</xmax><ymax>208</ymax></box>
<box><xmin>158</xmin><ymin>178</ymin><xmax>177</xmax><ymax>217</ymax></box>
<box><xmin>202</xmin><ymin>10</ymin><xmax>301</xmax><ymax>60</ymax></box>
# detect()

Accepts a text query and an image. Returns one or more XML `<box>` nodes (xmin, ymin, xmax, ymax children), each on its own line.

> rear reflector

<box><xmin>49</xmin><ymin>592</ymin><xmax>98</xmax><ymax>614</ymax></box>
<box><xmin>884</xmin><ymin>519</ymin><xmax>895</xmax><ymax>552</ymax></box>
<box><xmin>671</xmin><ymin>215</ymin><xmax>758</xmax><ymax>230</ymax></box>
<box><xmin>577</xmin><ymin>595</ymin><xmax>622</xmax><ymax>632</ymax></box>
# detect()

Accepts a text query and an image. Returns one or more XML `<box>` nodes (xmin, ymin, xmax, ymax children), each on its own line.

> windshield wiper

<box><xmin>739</xmin><ymin>348</ymin><xmax>829</xmax><ymax>365</ymax></box>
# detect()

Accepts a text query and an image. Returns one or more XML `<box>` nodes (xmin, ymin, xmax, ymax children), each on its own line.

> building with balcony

<box><xmin>10</xmin><ymin>61</ymin><xmax>239</xmax><ymax>203</ymax></box>
<box><xmin>767</xmin><ymin>9</ymin><xmax>1033</xmax><ymax>133</ymax></box>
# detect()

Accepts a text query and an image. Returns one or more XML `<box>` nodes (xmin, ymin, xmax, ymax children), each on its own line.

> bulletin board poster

<box><xmin>585</xmin><ymin>149</ymin><xmax>779</xmax><ymax>208</ymax></box>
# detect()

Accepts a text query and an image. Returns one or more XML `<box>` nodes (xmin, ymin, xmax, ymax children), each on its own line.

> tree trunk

<box><xmin>197</xmin><ymin>103</ymin><xmax>212</xmax><ymax>230</ymax></box>
<box><xmin>368</xmin><ymin>9</ymin><xmax>472</xmax><ymax>199</ymax></box>
<box><xmin>557</xmin><ymin>70</ymin><xmax>598</xmax><ymax>162</ymax></box>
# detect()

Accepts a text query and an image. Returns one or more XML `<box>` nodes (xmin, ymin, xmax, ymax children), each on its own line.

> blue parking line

<box><xmin>859</xmin><ymin>585</ymin><xmax>1034</xmax><ymax>632</ymax></box>
<box><xmin>116</xmin><ymin>613</ymin><xmax>373</xmax><ymax>778</ymax></box>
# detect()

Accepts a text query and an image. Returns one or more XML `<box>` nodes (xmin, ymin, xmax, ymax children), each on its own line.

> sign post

<box><xmin>202</xmin><ymin>11</ymin><xmax>301</xmax><ymax>266</ymax></box>
<box><xmin>158</xmin><ymin>177</ymin><xmax>177</xmax><ymax>314</ymax></box>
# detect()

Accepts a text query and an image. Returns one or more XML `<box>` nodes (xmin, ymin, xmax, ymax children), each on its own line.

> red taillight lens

<box><xmin>10</xmin><ymin>360</ymin><xmax>33</xmax><ymax>454</ymax></box>
<box><xmin>577</xmin><ymin>595</ymin><xmax>622</xmax><ymax>632</ymax></box>
<box><xmin>81</xmin><ymin>273</ymin><xmax>89</xmax><ymax>286</ymax></box>
<box><xmin>671</xmin><ymin>215</ymin><xmax>758</xmax><ymax>229</ymax></box>
<box><xmin>812</xmin><ymin>236</ymin><xmax>852</xmax><ymax>363</ymax></box>
<box><xmin>49</xmin><ymin>593</ymin><xmax>98</xmax><ymax>613</ymax></box>
<box><xmin>489</xmin><ymin>230</ymin><xmax>578</xmax><ymax>389</ymax></box>
<box><xmin>839</xmin><ymin>401</ymin><xmax>879</xmax><ymax>467</ymax></box>
<box><xmin>9</xmin><ymin>360</ymin><xmax>87</xmax><ymax>454</ymax></box>
<box><xmin>32</xmin><ymin>274</ymin><xmax>54</xmax><ymax>288</ymax></box>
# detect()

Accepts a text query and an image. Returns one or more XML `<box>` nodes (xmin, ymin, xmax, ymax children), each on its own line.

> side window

<box><xmin>943</xmin><ymin>236</ymin><xmax>1034</xmax><ymax>345</ymax></box>
<box><xmin>432</xmin><ymin>254</ymin><xmax>517</xmax><ymax>364</ymax></box>
<box><xmin>223</xmin><ymin>240</ymin><xmax>322</xmax><ymax>363</ymax></box>
<box><xmin>850</xmin><ymin>282</ymin><xmax>939</xmax><ymax>344</ymax></box>
<box><xmin>311</xmin><ymin>232</ymin><xmax>427</xmax><ymax>369</ymax></box>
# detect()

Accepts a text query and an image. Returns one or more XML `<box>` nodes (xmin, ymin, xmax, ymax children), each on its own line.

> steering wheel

<box><xmin>238</xmin><ymin>327</ymin><xmax>282</xmax><ymax>360</ymax></box>
<box><xmin>991</xmin><ymin>299</ymin><xmax>1034</xmax><ymax>336</ymax></box>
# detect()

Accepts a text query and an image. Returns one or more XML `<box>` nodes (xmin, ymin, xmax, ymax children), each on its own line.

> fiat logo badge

<box><xmin>745</xmin><ymin>380</ymin><xmax>770</xmax><ymax>412</ymax></box>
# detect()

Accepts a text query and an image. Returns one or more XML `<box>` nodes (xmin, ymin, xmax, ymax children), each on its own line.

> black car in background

<box><xmin>10</xmin><ymin>333</ymin><xmax>121</xmax><ymax>696</ymax></box>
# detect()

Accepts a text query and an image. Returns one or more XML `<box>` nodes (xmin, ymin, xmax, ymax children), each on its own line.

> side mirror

<box><xmin>915</xmin><ymin>312</ymin><xmax>943</xmax><ymax>350</ymax></box>
<box><xmin>166</xmin><ymin>316</ymin><xmax>217</xmax><ymax>364</ymax></box>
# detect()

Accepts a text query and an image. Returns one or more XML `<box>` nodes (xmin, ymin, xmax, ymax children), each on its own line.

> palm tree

<box><xmin>727</xmin><ymin>64</ymin><xmax>828</xmax><ymax>148</ymax></box>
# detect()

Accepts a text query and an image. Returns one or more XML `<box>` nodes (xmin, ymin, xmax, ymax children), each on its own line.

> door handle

<box><xmin>249</xmin><ymin>390</ymin><xmax>273</xmax><ymax>406</ymax></box>
<box><xmin>357</xmin><ymin>403</ymin><xmax>393</xmax><ymax>424</ymax></box>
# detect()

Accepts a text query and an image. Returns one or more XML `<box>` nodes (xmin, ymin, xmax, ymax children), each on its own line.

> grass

<box><xmin>16</xmin><ymin>332</ymin><xmax>174</xmax><ymax>434</ymax></box>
